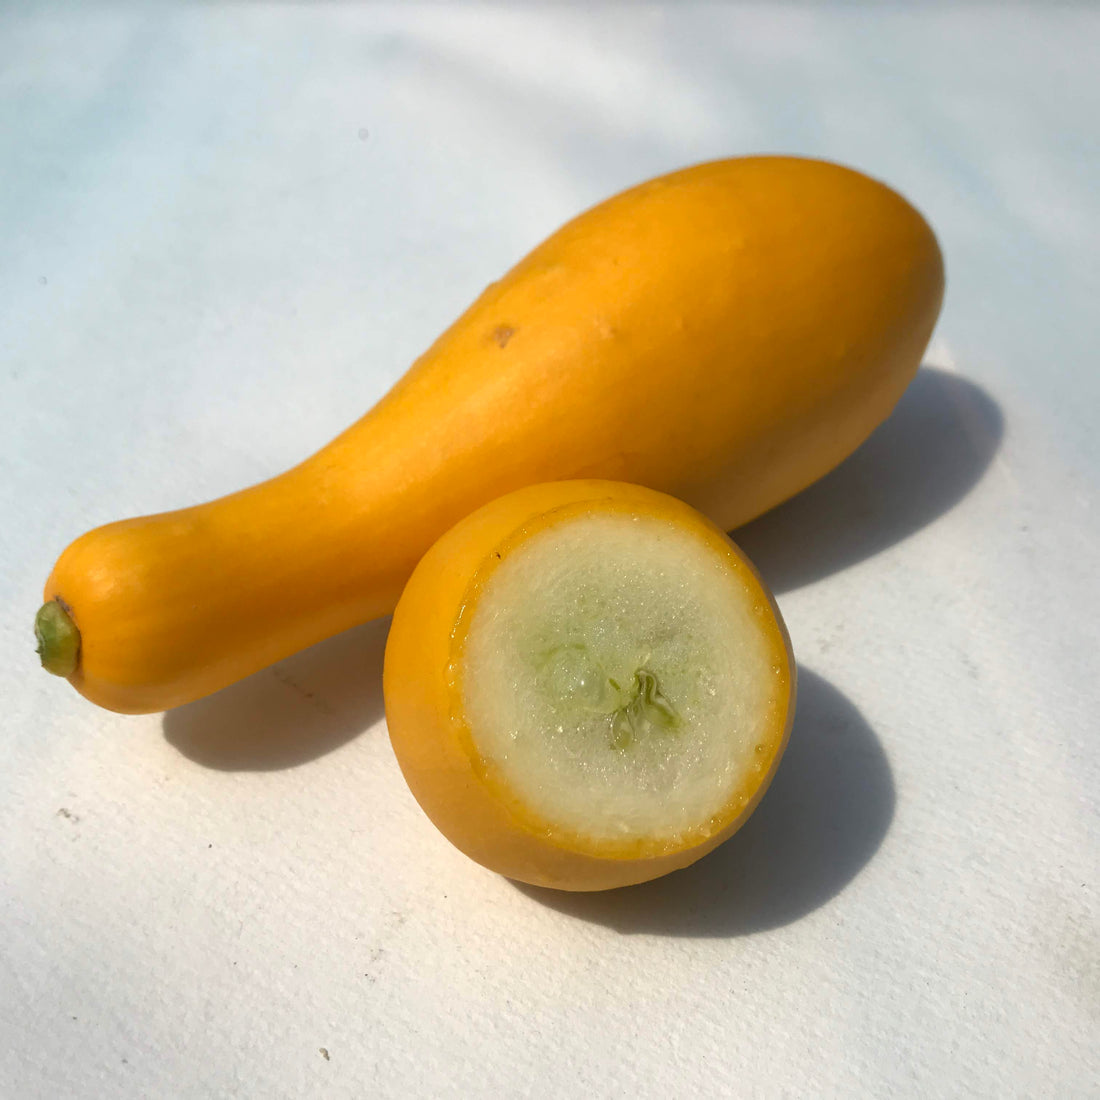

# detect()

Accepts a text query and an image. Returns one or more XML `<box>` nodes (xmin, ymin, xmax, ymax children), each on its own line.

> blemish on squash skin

<box><xmin>490</xmin><ymin>324</ymin><xmax>516</xmax><ymax>348</ymax></box>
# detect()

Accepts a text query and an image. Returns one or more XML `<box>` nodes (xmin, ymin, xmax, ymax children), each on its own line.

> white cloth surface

<box><xmin>2</xmin><ymin>4</ymin><xmax>1097</xmax><ymax>1097</ymax></box>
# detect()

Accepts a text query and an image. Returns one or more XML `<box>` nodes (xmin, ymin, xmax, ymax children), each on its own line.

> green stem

<box><xmin>35</xmin><ymin>599</ymin><xmax>80</xmax><ymax>677</ymax></box>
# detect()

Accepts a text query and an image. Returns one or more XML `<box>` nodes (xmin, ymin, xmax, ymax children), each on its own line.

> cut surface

<box><xmin>459</xmin><ymin>510</ymin><xmax>786</xmax><ymax>848</ymax></box>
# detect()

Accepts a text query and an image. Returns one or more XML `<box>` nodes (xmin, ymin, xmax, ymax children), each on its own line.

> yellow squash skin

<box><xmin>44</xmin><ymin>156</ymin><xmax>943</xmax><ymax>712</ymax></box>
<box><xmin>383</xmin><ymin>480</ymin><xmax>796</xmax><ymax>891</ymax></box>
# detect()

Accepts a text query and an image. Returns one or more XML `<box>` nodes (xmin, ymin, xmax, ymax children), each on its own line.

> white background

<box><xmin>2</xmin><ymin>4</ymin><xmax>1097</xmax><ymax>1097</ymax></box>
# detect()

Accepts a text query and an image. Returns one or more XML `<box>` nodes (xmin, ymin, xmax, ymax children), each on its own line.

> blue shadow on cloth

<box><xmin>163</xmin><ymin>616</ymin><xmax>389</xmax><ymax>770</ymax></box>
<box><xmin>734</xmin><ymin>366</ymin><xmax>1003</xmax><ymax>594</ymax></box>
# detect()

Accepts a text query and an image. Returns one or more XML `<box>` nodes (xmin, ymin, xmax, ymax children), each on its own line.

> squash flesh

<box><xmin>460</xmin><ymin>510</ymin><xmax>781</xmax><ymax>844</ymax></box>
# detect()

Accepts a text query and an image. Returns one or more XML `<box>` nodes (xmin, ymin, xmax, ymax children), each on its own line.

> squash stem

<box><xmin>35</xmin><ymin>599</ymin><xmax>80</xmax><ymax>677</ymax></box>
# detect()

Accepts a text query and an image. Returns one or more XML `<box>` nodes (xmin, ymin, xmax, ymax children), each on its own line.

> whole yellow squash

<box><xmin>38</xmin><ymin>156</ymin><xmax>943</xmax><ymax>713</ymax></box>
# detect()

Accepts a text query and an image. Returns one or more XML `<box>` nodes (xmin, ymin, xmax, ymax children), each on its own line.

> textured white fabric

<box><xmin>2</xmin><ymin>5</ymin><xmax>1097</xmax><ymax>1097</ymax></box>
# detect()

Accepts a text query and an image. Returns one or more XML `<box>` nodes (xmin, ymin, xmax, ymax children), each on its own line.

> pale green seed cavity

<box><xmin>608</xmin><ymin>667</ymin><xmax>681</xmax><ymax>750</ymax></box>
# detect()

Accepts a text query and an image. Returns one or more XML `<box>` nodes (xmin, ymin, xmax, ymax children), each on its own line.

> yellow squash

<box><xmin>383</xmin><ymin>480</ymin><xmax>795</xmax><ymax>891</ymax></box>
<box><xmin>38</xmin><ymin>156</ymin><xmax>943</xmax><ymax>713</ymax></box>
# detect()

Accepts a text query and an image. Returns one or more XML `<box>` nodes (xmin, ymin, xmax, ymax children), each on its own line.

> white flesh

<box><xmin>460</xmin><ymin>511</ymin><xmax>781</xmax><ymax>845</ymax></box>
